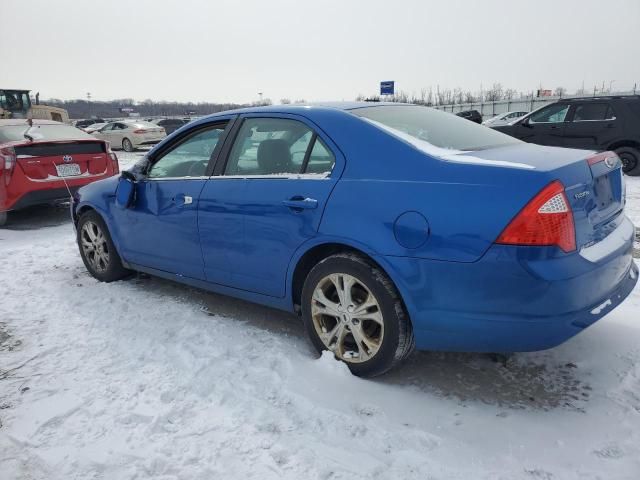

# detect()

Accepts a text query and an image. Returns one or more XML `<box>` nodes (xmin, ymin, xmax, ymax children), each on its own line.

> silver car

<box><xmin>482</xmin><ymin>111</ymin><xmax>528</xmax><ymax>127</ymax></box>
<box><xmin>92</xmin><ymin>121</ymin><xmax>166</xmax><ymax>151</ymax></box>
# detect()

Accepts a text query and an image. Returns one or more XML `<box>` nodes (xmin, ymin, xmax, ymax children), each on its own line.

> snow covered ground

<box><xmin>1</xmin><ymin>151</ymin><xmax>639</xmax><ymax>479</ymax></box>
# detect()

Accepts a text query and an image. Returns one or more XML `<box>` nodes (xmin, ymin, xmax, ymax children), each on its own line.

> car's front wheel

<box><xmin>616</xmin><ymin>146</ymin><xmax>640</xmax><ymax>176</ymax></box>
<box><xmin>77</xmin><ymin>210</ymin><xmax>130</xmax><ymax>282</ymax></box>
<box><xmin>301</xmin><ymin>253</ymin><xmax>414</xmax><ymax>377</ymax></box>
<box><xmin>122</xmin><ymin>138</ymin><xmax>134</xmax><ymax>152</ymax></box>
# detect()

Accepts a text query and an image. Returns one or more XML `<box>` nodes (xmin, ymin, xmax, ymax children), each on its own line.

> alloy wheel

<box><xmin>80</xmin><ymin>221</ymin><xmax>110</xmax><ymax>273</ymax></box>
<box><xmin>311</xmin><ymin>273</ymin><xmax>384</xmax><ymax>363</ymax></box>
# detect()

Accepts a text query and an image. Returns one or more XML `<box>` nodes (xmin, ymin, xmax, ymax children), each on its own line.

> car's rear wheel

<box><xmin>122</xmin><ymin>138</ymin><xmax>134</xmax><ymax>152</ymax></box>
<box><xmin>616</xmin><ymin>146</ymin><xmax>640</xmax><ymax>175</ymax></box>
<box><xmin>77</xmin><ymin>210</ymin><xmax>130</xmax><ymax>282</ymax></box>
<box><xmin>0</xmin><ymin>211</ymin><xmax>7</xmax><ymax>227</ymax></box>
<box><xmin>301</xmin><ymin>253</ymin><xmax>414</xmax><ymax>377</ymax></box>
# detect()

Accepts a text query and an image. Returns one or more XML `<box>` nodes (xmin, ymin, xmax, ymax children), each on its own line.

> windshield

<box><xmin>0</xmin><ymin>90</ymin><xmax>31</xmax><ymax>113</ymax></box>
<box><xmin>353</xmin><ymin>105</ymin><xmax>520</xmax><ymax>151</ymax></box>
<box><xmin>0</xmin><ymin>124</ymin><xmax>94</xmax><ymax>142</ymax></box>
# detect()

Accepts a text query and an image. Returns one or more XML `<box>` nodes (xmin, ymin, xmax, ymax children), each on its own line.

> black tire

<box><xmin>77</xmin><ymin>210</ymin><xmax>130</xmax><ymax>282</ymax></box>
<box><xmin>0</xmin><ymin>211</ymin><xmax>7</xmax><ymax>227</ymax></box>
<box><xmin>301</xmin><ymin>252</ymin><xmax>414</xmax><ymax>377</ymax></box>
<box><xmin>122</xmin><ymin>138</ymin><xmax>134</xmax><ymax>152</ymax></box>
<box><xmin>616</xmin><ymin>146</ymin><xmax>640</xmax><ymax>176</ymax></box>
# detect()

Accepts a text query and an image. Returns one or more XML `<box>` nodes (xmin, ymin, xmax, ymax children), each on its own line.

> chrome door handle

<box><xmin>173</xmin><ymin>194</ymin><xmax>193</xmax><ymax>206</ymax></box>
<box><xmin>282</xmin><ymin>196</ymin><xmax>318</xmax><ymax>210</ymax></box>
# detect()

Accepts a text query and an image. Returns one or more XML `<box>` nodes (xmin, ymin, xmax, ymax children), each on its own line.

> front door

<box><xmin>198</xmin><ymin>115</ymin><xmax>340</xmax><ymax>296</ymax></box>
<box><xmin>517</xmin><ymin>103</ymin><xmax>570</xmax><ymax>146</ymax></box>
<box><xmin>114</xmin><ymin>122</ymin><xmax>230</xmax><ymax>279</ymax></box>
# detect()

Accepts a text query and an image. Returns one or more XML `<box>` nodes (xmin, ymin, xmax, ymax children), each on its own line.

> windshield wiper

<box><xmin>23</xmin><ymin>118</ymin><xmax>35</xmax><ymax>142</ymax></box>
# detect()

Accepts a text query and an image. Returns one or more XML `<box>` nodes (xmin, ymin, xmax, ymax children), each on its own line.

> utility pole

<box><xmin>258</xmin><ymin>92</ymin><xmax>263</xmax><ymax>104</ymax></box>
<box><xmin>609</xmin><ymin>80</ymin><xmax>615</xmax><ymax>93</ymax></box>
<box><xmin>87</xmin><ymin>92</ymin><xmax>92</xmax><ymax>117</ymax></box>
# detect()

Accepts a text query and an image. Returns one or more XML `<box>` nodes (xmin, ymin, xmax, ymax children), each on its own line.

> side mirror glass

<box><xmin>115</xmin><ymin>171</ymin><xmax>136</xmax><ymax>209</ymax></box>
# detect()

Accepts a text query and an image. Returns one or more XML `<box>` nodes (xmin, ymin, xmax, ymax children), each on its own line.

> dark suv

<box><xmin>456</xmin><ymin>109</ymin><xmax>482</xmax><ymax>123</ymax></box>
<box><xmin>493</xmin><ymin>96</ymin><xmax>640</xmax><ymax>175</ymax></box>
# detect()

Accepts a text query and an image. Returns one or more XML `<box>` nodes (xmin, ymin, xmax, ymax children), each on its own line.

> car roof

<box><xmin>194</xmin><ymin>101</ymin><xmax>411</xmax><ymax>123</ymax></box>
<box><xmin>0</xmin><ymin>119</ymin><xmax>63</xmax><ymax>127</ymax></box>
<box><xmin>558</xmin><ymin>95</ymin><xmax>640</xmax><ymax>103</ymax></box>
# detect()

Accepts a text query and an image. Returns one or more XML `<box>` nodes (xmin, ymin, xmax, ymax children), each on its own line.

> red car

<box><xmin>0</xmin><ymin>119</ymin><xmax>119</xmax><ymax>226</ymax></box>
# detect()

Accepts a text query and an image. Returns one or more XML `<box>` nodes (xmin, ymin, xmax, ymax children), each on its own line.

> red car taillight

<box><xmin>0</xmin><ymin>146</ymin><xmax>17</xmax><ymax>186</ymax></box>
<box><xmin>496</xmin><ymin>180</ymin><xmax>576</xmax><ymax>253</ymax></box>
<box><xmin>105</xmin><ymin>142</ymin><xmax>119</xmax><ymax>174</ymax></box>
<box><xmin>133</xmin><ymin>129</ymin><xmax>148</xmax><ymax>134</ymax></box>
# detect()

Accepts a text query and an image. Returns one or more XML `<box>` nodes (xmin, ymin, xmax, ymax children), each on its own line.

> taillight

<box><xmin>105</xmin><ymin>142</ymin><xmax>119</xmax><ymax>174</ymax></box>
<box><xmin>0</xmin><ymin>146</ymin><xmax>16</xmax><ymax>185</ymax></box>
<box><xmin>496</xmin><ymin>180</ymin><xmax>576</xmax><ymax>253</ymax></box>
<box><xmin>133</xmin><ymin>129</ymin><xmax>148</xmax><ymax>134</ymax></box>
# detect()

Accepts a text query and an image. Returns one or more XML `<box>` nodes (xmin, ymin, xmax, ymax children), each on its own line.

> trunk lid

<box><xmin>448</xmin><ymin>143</ymin><xmax>624</xmax><ymax>251</ymax></box>
<box><xmin>15</xmin><ymin>140</ymin><xmax>108</xmax><ymax>180</ymax></box>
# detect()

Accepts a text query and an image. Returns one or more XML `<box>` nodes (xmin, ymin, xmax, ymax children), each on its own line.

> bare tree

<box><xmin>280</xmin><ymin>98</ymin><xmax>291</xmax><ymax>104</ymax></box>
<box><xmin>554</xmin><ymin>87</ymin><xmax>567</xmax><ymax>97</ymax></box>
<box><xmin>484</xmin><ymin>83</ymin><xmax>504</xmax><ymax>102</ymax></box>
<box><xmin>504</xmin><ymin>89</ymin><xmax>518</xmax><ymax>100</ymax></box>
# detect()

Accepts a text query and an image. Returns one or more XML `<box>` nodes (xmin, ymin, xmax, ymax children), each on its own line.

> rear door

<box><xmin>113</xmin><ymin>120</ymin><xmax>232</xmax><ymax>278</ymax></box>
<box><xmin>198</xmin><ymin>114</ymin><xmax>343</xmax><ymax>296</ymax></box>
<box><xmin>563</xmin><ymin>102</ymin><xmax>619</xmax><ymax>149</ymax></box>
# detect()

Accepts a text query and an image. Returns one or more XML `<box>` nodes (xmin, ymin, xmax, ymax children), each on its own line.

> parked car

<box><xmin>482</xmin><ymin>111</ymin><xmax>528</xmax><ymax>127</ymax></box>
<box><xmin>0</xmin><ymin>119</ymin><xmax>119</xmax><ymax>226</ymax></box>
<box><xmin>83</xmin><ymin>122</ymin><xmax>107</xmax><ymax>134</ymax></box>
<box><xmin>92</xmin><ymin>121</ymin><xmax>166</xmax><ymax>152</ymax></box>
<box><xmin>493</xmin><ymin>96</ymin><xmax>640</xmax><ymax>175</ymax></box>
<box><xmin>75</xmin><ymin>118</ymin><xmax>106</xmax><ymax>130</ymax></box>
<box><xmin>71</xmin><ymin>103</ymin><xmax>637</xmax><ymax>377</ymax></box>
<box><xmin>149</xmin><ymin>118</ymin><xmax>187</xmax><ymax>135</ymax></box>
<box><xmin>456</xmin><ymin>109</ymin><xmax>482</xmax><ymax>123</ymax></box>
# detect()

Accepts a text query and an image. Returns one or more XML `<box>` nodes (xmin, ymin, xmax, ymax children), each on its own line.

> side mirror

<box><xmin>520</xmin><ymin>116</ymin><xmax>532</xmax><ymax>128</ymax></box>
<box><xmin>115</xmin><ymin>171</ymin><xmax>136</xmax><ymax>209</ymax></box>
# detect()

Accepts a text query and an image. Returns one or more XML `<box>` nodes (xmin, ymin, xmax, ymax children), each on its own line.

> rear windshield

<box><xmin>353</xmin><ymin>105</ymin><xmax>520</xmax><ymax>151</ymax></box>
<box><xmin>0</xmin><ymin>124</ymin><xmax>92</xmax><ymax>142</ymax></box>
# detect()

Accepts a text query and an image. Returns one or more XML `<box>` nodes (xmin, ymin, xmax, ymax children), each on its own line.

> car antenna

<box><xmin>23</xmin><ymin>118</ymin><xmax>35</xmax><ymax>142</ymax></box>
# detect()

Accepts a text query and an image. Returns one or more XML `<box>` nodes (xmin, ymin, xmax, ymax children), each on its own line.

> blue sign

<box><xmin>380</xmin><ymin>81</ymin><xmax>395</xmax><ymax>95</ymax></box>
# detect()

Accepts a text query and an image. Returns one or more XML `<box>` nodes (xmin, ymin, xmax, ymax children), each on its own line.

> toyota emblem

<box><xmin>604</xmin><ymin>156</ymin><xmax>617</xmax><ymax>169</ymax></box>
<box><xmin>63</xmin><ymin>155</ymin><xmax>73</xmax><ymax>163</ymax></box>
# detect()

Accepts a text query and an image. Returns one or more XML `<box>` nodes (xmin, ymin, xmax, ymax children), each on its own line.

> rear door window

<box><xmin>225</xmin><ymin>117</ymin><xmax>326</xmax><ymax>176</ymax></box>
<box><xmin>572</xmin><ymin>103</ymin><xmax>614</xmax><ymax>121</ymax></box>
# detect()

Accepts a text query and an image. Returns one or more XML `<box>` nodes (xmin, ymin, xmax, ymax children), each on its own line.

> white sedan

<box><xmin>482</xmin><ymin>111</ymin><xmax>528</xmax><ymax>127</ymax></box>
<box><xmin>83</xmin><ymin>122</ymin><xmax>107</xmax><ymax>133</ymax></box>
<box><xmin>92</xmin><ymin>121</ymin><xmax>166</xmax><ymax>151</ymax></box>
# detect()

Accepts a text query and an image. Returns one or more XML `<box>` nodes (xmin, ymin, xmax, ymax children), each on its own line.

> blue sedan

<box><xmin>71</xmin><ymin>103</ymin><xmax>638</xmax><ymax>376</ymax></box>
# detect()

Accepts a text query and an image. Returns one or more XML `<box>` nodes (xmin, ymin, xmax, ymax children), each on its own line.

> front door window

<box><xmin>148</xmin><ymin>124</ymin><xmax>227</xmax><ymax>178</ymax></box>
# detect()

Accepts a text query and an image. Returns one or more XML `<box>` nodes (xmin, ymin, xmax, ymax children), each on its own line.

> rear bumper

<box><xmin>2</xmin><ymin>173</ymin><xmax>115</xmax><ymax>212</ymax></box>
<box><xmin>5</xmin><ymin>186</ymin><xmax>79</xmax><ymax>211</ymax></box>
<box><xmin>379</xmin><ymin>215</ymin><xmax>638</xmax><ymax>352</ymax></box>
<box><xmin>133</xmin><ymin>139</ymin><xmax>163</xmax><ymax>147</ymax></box>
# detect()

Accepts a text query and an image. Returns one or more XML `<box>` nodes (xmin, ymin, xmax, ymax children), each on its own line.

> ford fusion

<box><xmin>71</xmin><ymin>103</ymin><xmax>638</xmax><ymax>377</ymax></box>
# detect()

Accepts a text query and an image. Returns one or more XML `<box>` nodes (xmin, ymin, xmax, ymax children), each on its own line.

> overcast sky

<box><xmin>2</xmin><ymin>0</ymin><xmax>639</xmax><ymax>104</ymax></box>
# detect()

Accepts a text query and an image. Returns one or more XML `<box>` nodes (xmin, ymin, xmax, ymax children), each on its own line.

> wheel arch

<box><xmin>289</xmin><ymin>240</ymin><xmax>411</xmax><ymax>324</ymax></box>
<box><xmin>607</xmin><ymin>139</ymin><xmax>640</xmax><ymax>151</ymax></box>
